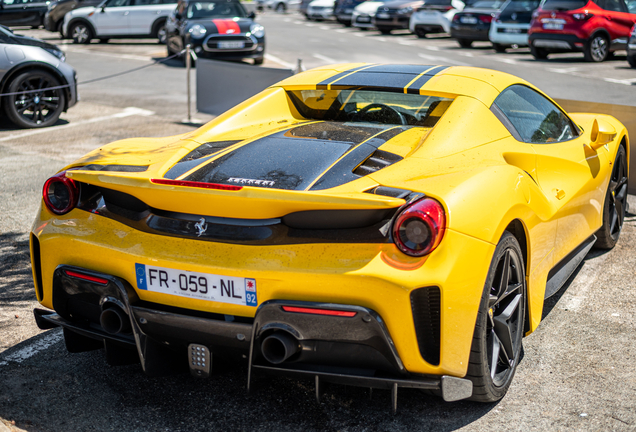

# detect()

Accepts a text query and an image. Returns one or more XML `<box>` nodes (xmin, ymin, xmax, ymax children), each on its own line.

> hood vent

<box><xmin>353</xmin><ymin>149</ymin><xmax>403</xmax><ymax>176</ymax></box>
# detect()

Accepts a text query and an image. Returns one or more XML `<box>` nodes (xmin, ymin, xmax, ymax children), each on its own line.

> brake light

<box><xmin>42</xmin><ymin>172</ymin><xmax>79</xmax><ymax>215</ymax></box>
<box><xmin>479</xmin><ymin>14</ymin><xmax>493</xmax><ymax>23</ymax></box>
<box><xmin>532</xmin><ymin>9</ymin><xmax>540</xmax><ymax>18</ymax></box>
<box><xmin>453</xmin><ymin>14</ymin><xmax>461</xmax><ymax>22</ymax></box>
<box><xmin>281</xmin><ymin>306</ymin><xmax>357</xmax><ymax>317</ymax></box>
<box><xmin>392</xmin><ymin>197</ymin><xmax>445</xmax><ymax>257</ymax></box>
<box><xmin>572</xmin><ymin>12</ymin><xmax>592</xmax><ymax>20</ymax></box>
<box><xmin>150</xmin><ymin>178</ymin><xmax>243</xmax><ymax>191</ymax></box>
<box><xmin>64</xmin><ymin>270</ymin><xmax>109</xmax><ymax>285</ymax></box>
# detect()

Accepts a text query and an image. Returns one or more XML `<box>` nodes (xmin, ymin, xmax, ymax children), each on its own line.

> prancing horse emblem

<box><xmin>194</xmin><ymin>218</ymin><xmax>208</xmax><ymax>237</ymax></box>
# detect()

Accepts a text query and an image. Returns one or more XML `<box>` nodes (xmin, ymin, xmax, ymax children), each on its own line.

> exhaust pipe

<box><xmin>261</xmin><ymin>331</ymin><xmax>300</xmax><ymax>365</ymax></box>
<box><xmin>100</xmin><ymin>303</ymin><xmax>131</xmax><ymax>335</ymax></box>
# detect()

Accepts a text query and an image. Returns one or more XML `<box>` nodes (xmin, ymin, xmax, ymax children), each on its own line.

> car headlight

<box><xmin>398</xmin><ymin>6</ymin><xmax>412</xmax><ymax>14</ymax></box>
<box><xmin>189</xmin><ymin>24</ymin><xmax>207</xmax><ymax>39</ymax></box>
<box><xmin>48</xmin><ymin>1</ymin><xmax>58</xmax><ymax>10</ymax></box>
<box><xmin>250</xmin><ymin>23</ymin><xmax>265</xmax><ymax>38</ymax></box>
<box><xmin>45</xmin><ymin>47</ymin><xmax>66</xmax><ymax>62</ymax></box>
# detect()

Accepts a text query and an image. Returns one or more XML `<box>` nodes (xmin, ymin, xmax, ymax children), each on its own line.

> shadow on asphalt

<box><xmin>0</xmin><ymin>232</ymin><xmax>34</xmax><ymax>306</ymax></box>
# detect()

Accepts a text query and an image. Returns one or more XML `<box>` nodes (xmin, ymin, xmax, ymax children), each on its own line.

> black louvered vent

<box><xmin>411</xmin><ymin>286</ymin><xmax>441</xmax><ymax>366</ymax></box>
<box><xmin>353</xmin><ymin>150</ymin><xmax>403</xmax><ymax>176</ymax></box>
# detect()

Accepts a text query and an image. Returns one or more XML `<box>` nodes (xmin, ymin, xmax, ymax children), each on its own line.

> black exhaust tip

<box><xmin>100</xmin><ymin>304</ymin><xmax>131</xmax><ymax>335</ymax></box>
<box><xmin>261</xmin><ymin>331</ymin><xmax>300</xmax><ymax>365</ymax></box>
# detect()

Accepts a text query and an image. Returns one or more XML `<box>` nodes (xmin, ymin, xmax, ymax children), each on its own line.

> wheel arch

<box><xmin>589</xmin><ymin>28</ymin><xmax>611</xmax><ymax>45</ymax></box>
<box><xmin>503</xmin><ymin>219</ymin><xmax>531</xmax><ymax>334</ymax></box>
<box><xmin>67</xmin><ymin>17</ymin><xmax>97</xmax><ymax>38</ymax></box>
<box><xmin>151</xmin><ymin>16</ymin><xmax>167</xmax><ymax>37</ymax></box>
<box><xmin>0</xmin><ymin>62</ymin><xmax>72</xmax><ymax>112</ymax></box>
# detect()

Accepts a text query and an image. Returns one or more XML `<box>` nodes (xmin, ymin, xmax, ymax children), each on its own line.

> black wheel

<box><xmin>154</xmin><ymin>20</ymin><xmax>167</xmax><ymax>44</ymax></box>
<box><xmin>629</xmin><ymin>55</ymin><xmax>636</xmax><ymax>68</ymax></box>
<box><xmin>254</xmin><ymin>57</ymin><xmax>264</xmax><ymax>65</ymax></box>
<box><xmin>56</xmin><ymin>20</ymin><xmax>64</xmax><ymax>37</ymax></box>
<box><xmin>379</xmin><ymin>28</ymin><xmax>392</xmax><ymax>35</ymax></box>
<box><xmin>584</xmin><ymin>34</ymin><xmax>609</xmax><ymax>62</ymax></box>
<box><xmin>457</xmin><ymin>38</ymin><xmax>472</xmax><ymax>48</ymax></box>
<box><xmin>70</xmin><ymin>21</ymin><xmax>92</xmax><ymax>44</ymax></box>
<box><xmin>275</xmin><ymin>2</ymin><xmax>286</xmax><ymax>12</ymax></box>
<box><xmin>98</xmin><ymin>38</ymin><xmax>109</xmax><ymax>43</ymax></box>
<box><xmin>2</xmin><ymin>70</ymin><xmax>66</xmax><ymax>129</ymax></box>
<box><xmin>415</xmin><ymin>29</ymin><xmax>427</xmax><ymax>38</ymax></box>
<box><xmin>492</xmin><ymin>43</ymin><xmax>507</xmax><ymax>53</ymax></box>
<box><xmin>595</xmin><ymin>146</ymin><xmax>628</xmax><ymax>249</ymax></box>
<box><xmin>530</xmin><ymin>44</ymin><xmax>548</xmax><ymax>59</ymax></box>
<box><xmin>467</xmin><ymin>232</ymin><xmax>526</xmax><ymax>402</ymax></box>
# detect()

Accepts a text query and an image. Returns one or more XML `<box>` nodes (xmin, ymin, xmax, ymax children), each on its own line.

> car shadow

<box><xmin>0</xmin><ymin>232</ymin><xmax>35</xmax><ymax>307</ymax></box>
<box><xmin>0</xmin><ymin>117</ymin><xmax>69</xmax><ymax>132</ymax></box>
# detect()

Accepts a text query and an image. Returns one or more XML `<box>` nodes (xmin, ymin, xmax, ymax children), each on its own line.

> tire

<box><xmin>254</xmin><ymin>57</ymin><xmax>264</xmax><ymax>65</ymax></box>
<box><xmin>629</xmin><ymin>55</ymin><xmax>636</xmax><ymax>68</ymax></box>
<box><xmin>457</xmin><ymin>38</ymin><xmax>472</xmax><ymax>48</ymax></box>
<box><xmin>2</xmin><ymin>70</ymin><xmax>66</xmax><ymax>129</ymax></box>
<box><xmin>415</xmin><ymin>29</ymin><xmax>427</xmax><ymax>38</ymax></box>
<box><xmin>379</xmin><ymin>28</ymin><xmax>392</xmax><ymax>35</ymax></box>
<box><xmin>70</xmin><ymin>21</ymin><xmax>92</xmax><ymax>44</ymax></box>
<box><xmin>154</xmin><ymin>20</ymin><xmax>167</xmax><ymax>44</ymax></box>
<box><xmin>98</xmin><ymin>38</ymin><xmax>110</xmax><ymax>43</ymax></box>
<box><xmin>275</xmin><ymin>2</ymin><xmax>286</xmax><ymax>12</ymax></box>
<box><xmin>595</xmin><ymin>146</ymin><xmax>628</xmax><ymax>249</ymax></box>
<box><xmin>56</xmin><ymin>20</ymin><xmax>64</xmax><ymax>37</ymax></box>
<box><xmin>584</xmin><ymin>34</ymin><xmax>609</xmax><ymax>62</ymax></box>
<box><xmin>530</xmin><ymin>44</ymin><xmax>548</xmax><ymax>59</ymax></box>
<box><xmin>492</xmin><ymin>43</ymin><xmax>507</xmax><ymax>53</ymax></box>
<box><xmin>466</xmin><ymin>231</ymin><xmax>526</xmax><ymax>402</ymax></box>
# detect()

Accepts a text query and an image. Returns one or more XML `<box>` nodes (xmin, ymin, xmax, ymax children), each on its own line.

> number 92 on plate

<box><xmin>135</xmin><ymin>263</ymin><xmax>258</xmax><ymax>307</ymax></box>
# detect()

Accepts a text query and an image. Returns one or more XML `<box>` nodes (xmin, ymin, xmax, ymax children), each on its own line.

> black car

<box><xmin>334</xmin><ymin>0</ymin><xmax>365</xmax><ymax>25</ymax></box>
<box><xmin>0</xmin><ymin>0</ymin><xmax>48</xmax><ymax>28</ymax></box>
<box><xmin>44</xmin><ymin>0</ymin><xmax>103</xmax><ymax>35</ymax></box>
<box><xmin>373</xmin><ymin>0</ymin><xmax>423</xmax><ymax>34</ymax></box>
<box><xmin>166</xmin><ymin>0</ymin><xmax>264</xmax><ymax>65</ymax></box>
<box><xmin>629</xmin><ymin>23</ymin><xmax>636</xmax><ymax>67</ymax></box>
<box><xmin>450</xmin><ymin>0</ymin><xmax>503</xmax><ymax>47</ymax></box>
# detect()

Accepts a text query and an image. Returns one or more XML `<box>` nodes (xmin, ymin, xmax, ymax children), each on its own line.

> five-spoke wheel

<box><xmin>585</xmin><ymin>34</ymin><xmax>609</xmax><ymax>62</ymax></box>
<box><xmin>596</xmin><ymin>146</ymin><xmax>628</xmax><ymax>249</ymax></box>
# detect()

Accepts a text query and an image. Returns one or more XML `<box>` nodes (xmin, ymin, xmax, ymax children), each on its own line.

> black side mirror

<box><xmin>101</xmin><ymin>5</ymin><xmax>106</xmax><ymax>11</ymax></box>
<box><xmin>175</xmin><ymin>12</ymin><xmax>182</xmax><ymax>19</ymax></box>
<box><xmin>248</xmin><ymin>11</ymin><xmax>256</xmax><ymax>19</ymax></box>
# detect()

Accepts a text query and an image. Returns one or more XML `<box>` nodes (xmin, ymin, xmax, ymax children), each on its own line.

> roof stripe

<box><xmin>403</xmin><ymin>66</ymin><xmax>441</xmax><ymax>94</ymax></box>
<box><xmin>405</xmin><ymin>66</ymin><xmax>449</xmax><ymax>94</ymax></box>
<box><xmin>316</xmin><ymin>64</ymin><xmax>377</xmax><ymax>90</ymax></box>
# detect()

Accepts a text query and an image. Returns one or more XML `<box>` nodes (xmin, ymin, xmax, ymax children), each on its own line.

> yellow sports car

<box><xmin>31</xmin><ymin>64</ymin><xmax>629</xmax><ymax>406</ymax></box>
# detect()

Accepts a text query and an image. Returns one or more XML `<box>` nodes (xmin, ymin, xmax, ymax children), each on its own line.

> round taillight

<box><xmin>392</xmin><ymin>197</ymin><xmax>446</xmax><ymax>257</ymax></box>
<box><xmin>42</xmin><ymin>172</ymin><xmax>79</xmax><ymax>215</ymax></box>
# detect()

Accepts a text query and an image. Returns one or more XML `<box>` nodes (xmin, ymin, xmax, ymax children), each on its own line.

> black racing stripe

<box><xmin>362</xmin><ymin>64</ymin><xmax>438</xmax><ymax>74</ymax></box>
<box><xmin>329</xmin><ymin>72</ymin><xmax>418</xmax><ymax>92</ymax></box>
<box><xmin>406</xmin><ymin>66</ymin><xmax>449</xmax><ymax>94</ymax></box>
<box><xmin>316</xmin><ymin>64</ymin><xmax>376</xmax><ymax>89</ymax></box>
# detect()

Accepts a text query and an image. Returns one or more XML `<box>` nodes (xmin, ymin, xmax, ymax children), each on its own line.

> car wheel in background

<box><xmin>492</xmin><ymin>43</ymin><xmax>507</xmax><ymax>53</ymax></box>
<box><xmin>275</xmin><ymin>2</ymin><xmax>287</xmax><ymax>12</ymax></box>
<box><xmin>254</xmin><ymin>57</ymin><xmax>264</xmax><ymax>65</ymax></box>
<box><xmin>457</xmin><ymin>38</ymin><xmax>472</xmax><ymax>48</ymax></box>
<box><xmin>56</xmin><ymin>20</ymin><xmax>64</xmax><ymax>37</ymax></box>
<box><xmin>2</xmin><ymin>70</ymin><xmax>66</xmax><ymax>129</ymax></box>
<box><xmin>467</xmin><ymin>231</ymin><xmax>526</xmax><ymax>402</ymax></box>
<box><xmin>154</xmin><ymin>20</ymin><xmax>167</xmax><ymax>44</ymax></box>
<box><xmin>99</xmin><ymin>38</ymin><xmax>110</xmax><ymax>43</ymax></box>
<box><xmin>584</xmin><ymin>34</ymin><xmax>609</xmax><ymax>62</ymax></box>
<box><xmin>628</xmin><ymin>55</ymin><xmax>636</xmax><ymax>68</ymax></box>
<box><xmin>379</xmin><ymin>27</ymin><xmax>392</xmax><ymax>34</ymax></box>
<box><xmin>595</xmin><ymin>146</ymin><xmax>628</xmax><ymax>249</ymax></box>
<box><xmin>415</xmin><ymin>29</ymin><xmax>427</xmax><ymax>38</ymax></box>
<box><xmin>71</xmin><ymin>22</ymin><xmax>93</xmax><ymax>44</ymax></box>
<box><xmin>530</xmin><ymin>44</ymin><xmax>548</xmax><ymax>60</ymax></box>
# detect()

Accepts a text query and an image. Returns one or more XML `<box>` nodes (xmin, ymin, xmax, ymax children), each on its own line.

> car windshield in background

<box><xmin>471</xmin><ymin>0</ymin><xmax>504</xmax><ymax>8</ymax></box>
<box><xmin>187</xmin><ymin>1</ymin><xmax>247</xmax><ymax>18</ymax></box>
<box><xmin>504</xmin><ymin>0</ymin><xmax>540</xmax><ymax>11</ymax></box>
<box><xmin>422</xmin><ymin>0</ymin><xmax>452</xmax><ymax>5</ymax></box>
<box><xmin>287</xmin><ymin>89</ymin><xmax>454</xmax><ymax>127</ymax></box>
<box><xmin>540</xmin><ymin>0</ymin><xmax>587</xmax><ymax>10</ymax></box>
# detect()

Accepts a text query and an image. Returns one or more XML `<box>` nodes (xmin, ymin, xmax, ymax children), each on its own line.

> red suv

<box><xmin>528</xmin><ymin>0</ymin><xmax>636</xmax><ymax>61</ymax></box>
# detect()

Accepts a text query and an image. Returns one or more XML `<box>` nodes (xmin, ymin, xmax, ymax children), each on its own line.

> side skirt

<box><xmin>544</xmin><ymin>235</ymin><xmax>596</xmax><ymax>299</ymax></box>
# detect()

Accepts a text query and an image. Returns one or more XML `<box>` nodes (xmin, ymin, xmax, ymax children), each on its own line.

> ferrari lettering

<box><xmin>227</xmin><ymin>177</ymin><xmax>275</xmax><ymax>186</ymax></box>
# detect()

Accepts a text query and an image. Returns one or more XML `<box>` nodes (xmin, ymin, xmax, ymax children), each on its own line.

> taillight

<box><xmin>443</xmin><ymin>5</ymin><xmax>453</xmax><ymax>11</ymax></box>
<box><xmin>42</xmin><ymin>172</ymin><xmax>79</xmax><ymax>215</ymax></box>
<box><xmin>392</xmin><ymin>197</ymin><xmax>446</xmax><ymax>257</ymax></box>
<box><xmin>531</xmin><ymin>9</ymin><xmax>540</xmax><ymax>19</ymax></box>
<box><xmin>572</xmin><ymin>12</ymin><xmax>592</xmax><ymax>20</ymax></box>
<box><xmin>452</xmin><ymin>14</ymin><xmax>461</xmax><ymax>22</ymax></box>
<box><xmin>479</xmin><ymin>14</ymin><xmax>493</xmax><ymax>23</ymax></box>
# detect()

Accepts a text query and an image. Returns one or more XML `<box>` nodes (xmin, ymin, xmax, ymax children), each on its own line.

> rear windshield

<box><xmin>502</xmin><ymin>0</ymin><xmax>540</xmax><ymax>11</ymax></box>
<box><xmin>540</xmin><ymin>0</ymin><xmax>587</xmax><ymax>10</ymax></box>
<box><xmin>422</xmin><ymin>0</ymin><xmax>452</xmax><ymax>5</ymax></box>
<box><xmin>471</xmin><ymin>0</ymin><xmax>505</xmax><ymax>8</ymax></box>
<box><xmin>287</xmin><ymin>89</ymin><xmax>454</xmax><ymax>127</ymax></box>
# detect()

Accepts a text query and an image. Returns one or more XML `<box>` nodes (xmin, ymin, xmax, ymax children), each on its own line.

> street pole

<box><xmin>186</xmin><ymin>44</ymin><xmax>191</xmax><ymax>123</ymax></box>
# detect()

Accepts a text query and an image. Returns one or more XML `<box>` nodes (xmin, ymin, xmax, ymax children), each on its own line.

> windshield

<box><xmin>503</xmin><ymin>0</ymin><xmax>539</xmax><ymax>11</ymax></box>
<box><xmin>471</xmin><ymin>0</ymin><xmax>504</xmax><ymax>7</ymax></box>
<box><xmin>540</xmin><ymin>0</ymin><xmax>587</xmax><ymax>10</ymax></box>
<box><xmin>288</xmin><ymin>89</ymin><xmax>453</xmax><ymax>127</ymax></box>
<box><xmin>187</xmin><ymin>1</ymin><xmax>246</xmax><ymax>18</ymax></box>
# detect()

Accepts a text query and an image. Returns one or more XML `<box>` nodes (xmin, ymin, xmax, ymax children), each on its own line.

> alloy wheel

<box><xmin>73</xmin><ymin>24</ymin><xmax>90</xmax><ymax>44</ymax></box>
<box><xmin>13</xmin><ymin>75</ymin><xmax>62</xmax><ymax>126</ymax></box>
<box><xmin>608</xmin><ymin>149</ymin><xmax>628</xmax><ymax>241</ymax></box>
<box><xmin>590</xmin><ymin>36</ymin><xmax>608</xmax><ymax>62</ymax></box>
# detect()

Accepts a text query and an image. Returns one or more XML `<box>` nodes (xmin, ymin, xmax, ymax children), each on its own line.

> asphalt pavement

<box><xmin>1</xmin><ymin>14</ymin><xmax>636</xmax><ymax>431</ymax></box>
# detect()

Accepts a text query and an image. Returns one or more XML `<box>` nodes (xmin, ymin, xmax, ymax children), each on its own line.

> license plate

<box><xmin>504</xmin><ymin>28</ymin><xmax>522</xmax><ymax>33</ymax></box>
<box><xmin>377</xmin><ymin>12</ymin><xmax>390</xmax><ymax>18</ymax></box>
<box><xmin>460</xmin><ymin>16</ymin><xmax>478</xmax><ymax>24</ymax></box>
<box><xmin>218</xmin><ymin>41</ymin><xmax>245</xmax><ymax>49</ymax></box>
<box><xmin>542</xmin><ymin>18</ymin><xmax>564</xmax><ymax>30</ymax></box>
<box><xmin>135</xmin><ymin>263</ymin><xmax>257</xmax><ymax>307</ymax></box>
<box><xmin>357</xmin><ymin>16</ymin><xmax>370</xmax><ymax>22</ymax></box>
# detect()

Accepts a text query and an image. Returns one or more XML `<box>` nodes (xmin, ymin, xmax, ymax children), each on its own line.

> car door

<box><xmin>0</xmin><ymin>0</ymin><xmax>43</xmax><ymax>27</ymax></box>
<box><xmin>127</xmin><ymin>0</ymin><xmax>164</xmax><ymax>35</ymax></box>
<box><xmin>597</xmin><ymin>0</ymin><xmax>636</xmax><ymax>43</ymax></box>
<box><xmin>91</xmin><ymin>0</ymin><xmax>132</xmax><ymax>35</ymax></box>
<box><xmin>492</xmin><ymin>84</ymin><xmax>608</xmax><ymax>266</ymax></box>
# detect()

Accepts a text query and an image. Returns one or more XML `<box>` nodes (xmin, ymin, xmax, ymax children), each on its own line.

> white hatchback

<box><xmin>409</xmin><ymin>0</ymin><xmax>464</xmax><ymax>37</ymax></box>
<box><xmin>351</xmin><ymin>0</ymin><xmax>387</xmax><ymax>28</ymax></box>
<box><xmin>63</xmin><ymin>0</ymin><xmax>177</xmax><ymax>44</ymax></box>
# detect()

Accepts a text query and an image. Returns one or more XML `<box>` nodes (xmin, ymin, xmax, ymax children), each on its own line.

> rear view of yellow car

<box><xmin>30</xmin><ymin>64</ymin><xmax>629</xmax><ymax>406</ymax></box>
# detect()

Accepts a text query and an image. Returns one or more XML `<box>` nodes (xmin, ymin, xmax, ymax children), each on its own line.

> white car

<box><xmin>63</xmin><ymin>0</ymin><xmax>177</xmax><ymax>44</ymax></box>
<box><xmin>409</xmin><ymin>0</ymin><xmax>464</xmax><ymax>37</ymax></box>
<box><xmin>306</xmin><ymin>0</ymin><xmax>333</xmax><ymax>20</ymax></box>
<box><xmin>488</xmin><ymin>0</ymin><xmax>539</xmax><ymax>52</ymax></box>
<box><xmin>266</xmin><ymin>0</ymin><xmax>300</xmax><ymax>12</ymax></box>
<box><xmin>351</xmin><ymin>0</ymin><xmax>386</xmax><ymax>29</ymax></box>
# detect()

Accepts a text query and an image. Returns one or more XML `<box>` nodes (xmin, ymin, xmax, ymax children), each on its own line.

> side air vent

<box><xmin>353</xmin><ymin>150</ymin><xmax>403</xmax><ymax>176</ymax></box>
<box><xmin>411</xmin><ymin>286</ymin><xmax>441</xmax><ymax>366</ymax></box>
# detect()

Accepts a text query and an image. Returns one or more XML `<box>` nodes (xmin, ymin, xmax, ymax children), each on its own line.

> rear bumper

<box><xmin>34</xmin><ymin>265</ymin><xmax>473</xmax><ymax>401</ymax></box>
<box><xmin>489</xmin><ymin>22</ymin><xmax>530</xmax><ymax>46</ymax></box>
<box><xmin>450</xmin><ymin>25</ymin><xmax>490</xmax><ymax>41</ymax></box>
<box><xmin>528</xmin><ymin>32</ymin><xmax>585</xmax><ymax>51</ymax></box>
<box><xmin>373</xmin><ymin>16</ymin><xmax>410</xmax><ymax>30</ymax></box>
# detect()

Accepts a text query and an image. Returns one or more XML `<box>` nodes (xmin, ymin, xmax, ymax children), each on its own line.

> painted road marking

<box><xmin>264</xmin><ymin>53</ymin><xmax>296</xmax><ymax>69</ymax></box>
<box><xmin>418</xmin><ymin>53</ymin><xmax>469</xmax><ymax>66</ymax></box>
<box><xmin>313</xmin><ymin>53</ymin><xmax>338</xmax><ymax>63</ymax></box>
<box><xmin>0</xmin><ymin>330</ymin><xmax>62</xmax><ymax>367</ymax></box>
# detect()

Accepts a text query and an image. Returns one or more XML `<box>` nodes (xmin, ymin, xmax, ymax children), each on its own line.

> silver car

<box><xmin>0</xmin><ymin>25</ymin><xmax>77</xmax><ymax>128</ymax></box>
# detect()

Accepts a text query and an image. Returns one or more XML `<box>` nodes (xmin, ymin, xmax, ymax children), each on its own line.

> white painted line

<box><xmin>603</xmin><ymin>77</ymin><xmax>636</xmax><ymax>85</ymax></box>
<box><xmin>320</xmin><ymin>26</ymin><xmax>331</xmax><ymax>30</ymax></box>
<box><xmin>293</xmin><ymin>20</ymin><xmax>304</xmax><ymax>24</ymax></box>
<box><xmin>336</xmin><ymin>29</ymin><xmax>349</xmax><ymax>33</ymax></box>
<box><xmin>313</xmin><ymin>53</ymin><xmax>338</xmax><ymax>63</ymax></box>
<box><xmin>492</xmin><ymin>57</ymin><xmax>517</xmax><ymax>64</ymax></box>
<box><xmin>284</xmin><ymin>18</ymin><xmax>291</xmax><ymax>22</ymax></box>
<box><xmin>64</xmin><ymin>48</ymin><xmax>151</xmax><ymax>62</ymax></box>
<box><xmin>418</xmin><ymin>53</ymin><xmax>469</xmax><ymax>66</ymax></box>
<box><xmin>304</xmin><ymin>22</ymin><xmax>316</xmax><ymax>27</ymax></box>
<box><xmin>548</xmin><ymin>67</ymin><xmax>580</xmax><ymax>73</ymax></box>
<box><xmin>354</xmin><ymin>32</ymin><xmax>365</xmax><ymax>37</ymax></box>
<box><xmin>0</xmin><ymin>330</ymin><xmax>62</xmax><ymax>367</ymax></box>
<box><xmin>377</xmin><ymin>37</ymin><xmax>387</xmax><ymax>42</ymax></box>
<box><xmin>425</xmin><ymin>46</ymin><xmax>441</xmax><ymax>51</ymax></box>
<box><xmin>457</xmin><ymin>51</ymin><xmax>474</xmax><ymax>57</ymax></box>
<box><xmin>264</xmin><ymin>53</ymin><xmax>296</xmax><ymax>69</ymax></box>
<box><xmin>0</xmin><ymin>107</ymin><xmax>155</xmax><ymax>143</ymax></box>
<box><xmin>398</xmin><ymin>40</ymin><xmax>416</xmax><ymax>45</ymax></box>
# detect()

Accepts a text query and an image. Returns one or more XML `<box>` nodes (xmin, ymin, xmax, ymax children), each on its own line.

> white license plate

<box><xmin>135</xmin><ymin>263</ymin><xmax>257</xmax><ymax>307</ymax></box>
<box><xmin>357</xmin><ymin>16</ymin><xmax>370</xmax><ymax>22</ymax></box>
<box><xmin>460</xmin><ymin>16</ymin><xmax>478</xmax><ymax>24</ymax></box>
<box><xmin>542</xmin><ymin>18</ymin><xmax>564</xmax><ymax>30</ymax></box>
<box><xmin>504</xmin><ymin>28</ymin><xmax>522</xmax><ymax>33</ymax></box>
<box><xmin>218</xmin><ymin>41</ymin><xmax>245</xmax><ymax>49</ymax></box>
<box><xmin>377</xmin><ymin>13</ymin><xmax>390</xmax><ymax>18</ymax></box>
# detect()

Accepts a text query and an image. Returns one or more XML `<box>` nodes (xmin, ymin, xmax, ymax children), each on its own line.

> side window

<box><xmin>493</xmin><ymin>85</ymin><xmax>579</xmax><ymax>144</ymax></box>
<box><xmin>600</xmin><ymin>0</ymin><xmax>625</xmax><ymax>11</ymax></box>
<box><xmin>104</xmin><ymin>0</ymin><xmax>130</xmax><ymax>7</ymax></box>
<box><xmin>133</xmin><ymin>0</ymin><xmax>162</xmax><ymax>5</ymax></box>
<box><xmin>626</xmin><ymin>0</ymin><xmax>636</xmax><ymax>12</ymax></box>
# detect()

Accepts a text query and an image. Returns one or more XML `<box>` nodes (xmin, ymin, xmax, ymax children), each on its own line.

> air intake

<box><xmin>353</xmin><ymin>150</ymin><xmax>403</xmax><ymax>176</ymax></box>
<box><xmin>411</xmin><ymin>286</ymin><xmax>441</xmax><ymax>366</ymax></box>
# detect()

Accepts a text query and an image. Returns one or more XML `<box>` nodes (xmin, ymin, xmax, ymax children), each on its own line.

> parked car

<box><xmin>450</xmin><ymin>0</ymin><xmax>504</xmax><ymax>46</ymax></box>
<box><xmin>306</xmin><ymin>0</ymin><xmax>333</xmax><ymax>20</ymax></box>
<box><xmin>62</xmin><ymin>0</ymin><xmax>177</xmax><ymax>44</ymax></box>
<box><xmin>165</xmin><ymin>0</ymin><xmax>265</xmax><ymax>65</ymax></box>
<box><xmin>31</xmin><ymin>63</ymin><xmax>629</xmax><ymax>405</ymax></box>
<box><xmin>0</xmin><ymin>25</ymin><xmax>78</xmax><ymax>127</ymax></box>
<box><xmin>44</xmin><ymin>0</ymin><xmax>103</xmax><ymax>35</ymax></box>
<box><xmin>352</xmin><ymin>0</ymin><xmax>387</xmax><ymax>28</ymax></box>
<box><xmin>334</xmin><ymin>0</ymin><xmax>366</xmax><ymax>25</ymax></box>
<box><xmin>0</xmin><ymin>0</ymin><xmax>48</xmax><ymax>28</ymax></box>
<box><xmin>409</xmin><ymin>0</ymin><xmax>465</xmax><ymax>37</ymax></box>
<box><xmin>373</xmin><ymin>0</ymin><xmax>423</xmax><ymax>33</ymax></box>
<box><xmin>265</xmin><ymin>0</ymin><xmax>300</xmax><ymax>12</ymax></box>
<box><xmin>628</xmin><ymin>22</ymin><xmax>636</xmax><ymax>66</ymax></box>
<box><xmin>528</xmin><ymin>0</ymin><xmax>636</xmax><ymax>62</ymax></box>
<box><xmin>488</xmin><ymin>0</ymin><xmax>540</xmax><ymax>51</ymax></box>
